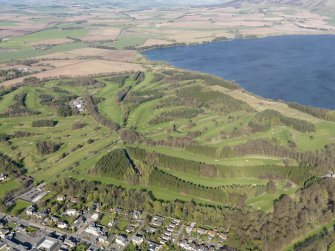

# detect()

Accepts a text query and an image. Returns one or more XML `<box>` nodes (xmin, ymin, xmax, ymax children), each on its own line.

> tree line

<box><xmin>0</xmin><ymin>93</ymin><xmax>39</xmax><ymax>118</ymax></box>
<box><xmin>288</xmin><ymin>102</ymin><xmax>335</xmax><ymax>122</ymax></box>
<box><xmin>45</xmin><ymin>177</ymin><xmax>335</xmax><ymax>250</ymax></box>
<box><xmin>83</xmin><ymin>93</ymin><xmax>120</xmax><ymax>131</ymax></box>
<box><xmin>248</xmin><ymin>109</ymin><xmax>315</xmax><ymax>133</ymax></box>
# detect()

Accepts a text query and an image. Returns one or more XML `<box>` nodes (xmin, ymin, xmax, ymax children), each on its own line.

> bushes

<box><xmin>249</xmin><ymin>109</ymin><xmax>315</xmax><ymax>133</ymax></box>
<box><xmin>36</xmin><ymin>141</ymin><xmax>61</xmax><ymax>155</ymax></box>
<box><xmin>32</xmin><ymin>119</ymin><xmax>58</xmax><ymax>127</ymax></box>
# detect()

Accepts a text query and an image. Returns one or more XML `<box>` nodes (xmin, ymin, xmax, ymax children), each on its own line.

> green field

<box><xmin>8</xmin><ymin>199</ymin><xmax>31</xmax><ymax>216</ymax></box>
<box><xmin>0</xmin><ymin>180</ymin><xmax>21</xmax><ymax>199</ymax></box>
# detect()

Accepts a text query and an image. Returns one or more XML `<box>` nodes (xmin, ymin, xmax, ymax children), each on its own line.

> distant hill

<box><xmin>222</xmin><ymin>0</ymin><xmax>335</xmax><ymax>12</ymax></box>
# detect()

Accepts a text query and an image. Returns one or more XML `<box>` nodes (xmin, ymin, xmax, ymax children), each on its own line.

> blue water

<box><xmin>144</xmin><ymin>35</ymin><xmax>335</xmax><ymax>109</ymax></box>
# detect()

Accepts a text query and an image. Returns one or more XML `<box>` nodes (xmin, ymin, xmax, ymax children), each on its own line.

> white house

<box><xmin>91</xmin><ymin>213</ymin><xmax>99</xmax><ymax>221</ymax></box>
<box><xmin>186</xmin><ymin>222</ymin><xmax>196</xmax><ymax>235</ymax></box>
<box><xmin>115</xmin><ymin>235</ymin><xmax>127</xmax><ymax>246</ymax></box>
<box><xmin>84</xmin><ymin>224</ymin><xmax>104</xmax><ymax>237</ymax></box>
<box><xmin>26</xmin><ymin>205</ymin><xmax>36</xmax><ymax>216</ymax></box>
<box><xmin>57</xmin><ymin>195</ymin><xmax>65</xmax><ymax>202</ymax></box>
<box><xmin>131</xmin><ymin>235</ymin><xmax>144</xmax><ymax>246</ymax></box>
<box><xmin>57</xmin><ymin>222</ymin><xmax>68</xmax><ymax>229</ymax></box>
<box><xmin>0</xmin><ymin>173</ymin><xmax>8</xmax><ymax>182</ymax></box>
<box><xmin>65</xmin><ymin>209</ymin><xmax>78</xmax><ymax>217</ymax></box>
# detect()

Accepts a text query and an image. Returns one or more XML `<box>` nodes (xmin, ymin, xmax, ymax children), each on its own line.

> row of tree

<box><xmin>83</xmin><ymin>93</ymin><xmax>120</xmax><ymax>131</ymax></box>
<box><xmin>0</xmin><ymin>93</ymin><xmax>39</xmax><ymax>117</ymax></box>
<box><xmin>248</xmin><ymin>109</ymin><xmax>315</xmax><ymax>133</ymax></box>
<box><xmin>90</xmin><ymin>149</ymin><xmax>137</xmax><ymax>180</ymax></box>
<box><xmin>288</xmin><ymin>102</ymin><xmax>335</xmax><ymax>122</ymax></box>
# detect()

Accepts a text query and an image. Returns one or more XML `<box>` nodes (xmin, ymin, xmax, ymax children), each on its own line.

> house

<box><xmin>145</xmin><ymin>226</ymin><xmax>157</xmax><ymax>234</ymax></box>
<box><xmin>186</xmin><ymin>222</ymin><xmax>196</xmax><ymax>235</ymax></box>
<box><xmin>130</xmin><ymin>210</ymin><xmax>142</xmax><ymax>220</ymax></box>
<box><xmin>0</xmin><ymin>173</ymin><xmax>8</xmax><ymax>182</ymax></box>
<box><xmin>33</xmin><ymin>211</ymin><xmax>48</xmax><ymax>219</ymax></box>
<box><xmin>164</xmin><ymin>231</ymin><xmax>171</xmax><ymax>237</ymax></box>
<box><xmin>125</xmin><ymin>225</ymin><xmax>135</xmax><ymax>234</ymax></box>
<box><xmin>162</xmin><ymin>235</ymin><xmax>170</xmax><ymax>241</ymax></box>
<box><xmin>207</xmin><ymin>230</ymin><xmax>217</xmax><ymax>238</ymax></box>
<box><xmin>26</xmin><ymin>205</ymin><xmax>36</xmax><ymax>216</ymax></box>
<box><xmin>91</xmin><ymin>213</ymin><xmax>99</xmax><ymax>221</ymax></box>
<box><xmin>113</xmin><ymin>207</ymin><xmax>123</xmax><ymax>214</ymax></box>
<box><xmin>0</xmin><ymin>228</ymin><xmax>9</xmax><ymax>238</ymax></box>
<box><xmin>72</xmin><ymin>216</ymin><xmax>86</xmax><ymax>230</ymax></box>
<box><xmin>64</xmin><ymin>237</ymin><xmax>77</xmax><ymax>248</ymax></box>
<box><xmin>50</xmin><ymin>216</ymin><xmax>60</xmax><ymax>223</ymax></box>
<box><xmin>84</xmin><ymin>223</ymin><xmax>104</xmax><ymax>237</ymax></box>
<box><xmin>70</xmin><ymin>197</ymin><xmax>81</xmax><ymax>203</ymax></box>
<box><xmin>57</xmin><ymin>195</ymin><xmax>65</xmax><ymax>202</ymax></box>
<box><xmin>196</xmin><ymin>228</ymin><xmax>208</xmax><ymax>235</ymax></box>
<box><xmin>93</xmin><ymin>203</ymin><xmax>102</xmax><ymax>212</ymax></box>
<box><xmin>218</xmin><ymin>233</ymin><xmax>227</xmax><ymax>241</ymax></box>
<box><xmin>151</xmin><ymin>216</ymin><xmax>164</xmax><ymax>227</ymax></box>
<box><xmin>115</xmin><ymin>235</ymin><xmax>127</xmax><ymax>246</ymax></box>
<box><xmin>148</xmin><ymin>240</ymin><xmax>162</xmax><ymax>251</ymax></box>
<box><xmin>57</xmin><ymin>222</ymin><xmax>68</xmax><ymax>229</ymax></box>
<box><xmin>131</xmin><ymin>235</ymin><xmax>144</xmax><ymax>246</ymax></box>
<box><xmin>65</xmin><ymin>209</ymin><xmax>78</xmax><ymax>217</ymax></box>
<box><xmin>172</xmin><ymin>219</ymin><xmax>180</xmax><ymax>225</ymax></box>
<box><xmin>107</xmin><ymin>220</ymin><xmax>115</xmax><ymax>228</ymax></box>
<box><xmin>167</xmin><ymin>227</ymin><xmax>174</xmax><ymax>232</ymax></box>
<box><xmin>98</xmin><ymin>236</ymin><xmax>110</xmax><ymax>246</ymax></box>
<box><xmin>36</xmin><ymin>236</ymin><xmax>60</xmax><ymax>251</ymax></box>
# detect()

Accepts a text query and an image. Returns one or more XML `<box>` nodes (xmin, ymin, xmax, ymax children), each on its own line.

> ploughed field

<box><xmin>1</xmin><ymin>69</ymin><xmax>335</xmax><ymax>212</ymax></box>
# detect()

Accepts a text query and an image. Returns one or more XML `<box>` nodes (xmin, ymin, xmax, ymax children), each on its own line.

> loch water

<box><xmin>144</xmin><ymin>35</ymin><xmax>335</xmax><ymax>109</ymax></box>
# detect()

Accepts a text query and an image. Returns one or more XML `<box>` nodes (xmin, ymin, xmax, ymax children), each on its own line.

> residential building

<box><xmin>65</xmin><ymin>209</ymin><xmax>78</xmax><ymax>217</ymax></box>
<box><xmin>131</xmin><ymin>235</ymin><xmax>144</xmax><ymax>246</ymax></box>
<box><xmin>115</xmin><ymin>235</ymin><xmax>127</xmax><ymax>246</ymax></box>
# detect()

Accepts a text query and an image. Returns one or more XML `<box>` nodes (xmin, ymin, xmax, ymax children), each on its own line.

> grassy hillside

<box><xmin>0</xmin><ymin>68</ymin><xmax>334</xmax><ymax>212</ymax></box>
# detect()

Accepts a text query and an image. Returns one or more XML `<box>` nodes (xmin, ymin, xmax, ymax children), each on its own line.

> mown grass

<box><xmin>294</xmin><ymin>122</ymin><xmax>335</xmax><ymax>151</ymax></box>
<box><xmin>8</xmin><ymin>199</ymin><xmax>31</xmax><ymax>216</ymax></box>
<box><xmin>97</xmin><ymin>83</ymin><xmax>122</xmax><ymax>124</ymax></box>
<box><xmin>160</xmin><ymin>168</ymin><xmax>268</xmax><ymax>187</ymax></box>
<box><xmin>0</xmin><ymin>180</ymin><xmax>21</xmax><ymax>199</ymax></box>
<box><xmin>246</xmin><ymin>181</ymin><xmax>299</xmax><ymax>212</ymax></box>
<box><xmin>139</xmin><ymin>145</ymin><xmax>284</xmax><ymax>166</ymax></box>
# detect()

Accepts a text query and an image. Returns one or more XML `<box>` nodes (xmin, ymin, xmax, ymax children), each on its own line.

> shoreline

<box><xmin>141</xmin><ymin>34</ymin><xmax>335</xmax><ymax>111</ymax></box>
